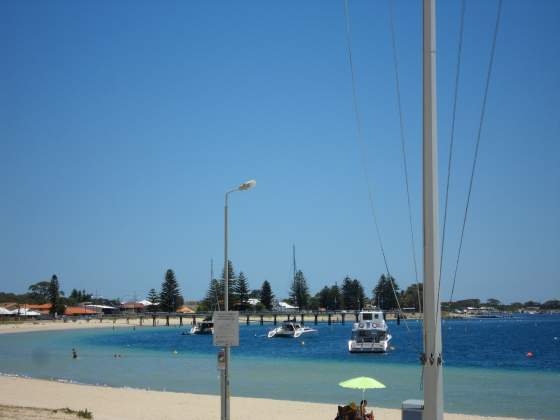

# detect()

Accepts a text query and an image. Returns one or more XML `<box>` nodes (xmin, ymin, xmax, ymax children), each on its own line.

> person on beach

<box><xmin>359</xmin><ymin>400</ymin><xmax>373</xmax><ymax>420</ymax></box>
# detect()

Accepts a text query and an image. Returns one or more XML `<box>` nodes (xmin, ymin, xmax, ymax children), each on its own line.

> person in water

<box><xmin>72</xmin><ymin>348</ymin><xmax>77</xmax><ymax>359</ymax></box>
<box><xmin>359</xmin><ymin>400</ymin><xmax>374</xmax><ymax>420</ymax></box>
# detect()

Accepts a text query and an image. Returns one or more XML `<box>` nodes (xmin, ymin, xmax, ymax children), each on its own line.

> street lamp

<box><xmin>221</xmin><ymin>179</ymin><xmax>256</xmax><ymax>420</ymax></box>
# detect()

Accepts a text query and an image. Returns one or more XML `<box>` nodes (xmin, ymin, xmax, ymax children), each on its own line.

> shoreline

<box><xmin>0</xmin><ymin>375</ymin><xmax>521</xmax><ymax>420</ymax></box>
<box><xmin>0</xmin><ymin>318</ymin><xmax>179</xmax><ymax>335</ymax></box>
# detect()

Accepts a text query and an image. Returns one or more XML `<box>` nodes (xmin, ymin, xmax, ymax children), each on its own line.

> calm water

<box><xmin>0</xmin><ymin>315</ymin><xmax>559</xmax><ymax>418</ymax></box>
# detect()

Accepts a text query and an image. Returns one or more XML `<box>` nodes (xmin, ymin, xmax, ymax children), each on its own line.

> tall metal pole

<box><xmin>423</xmin><ymin>0</ymin><xmax>443</xmax><ymax>419</ymax></box>
<box><xmin>221</xmin><ymin>193</ymin><xmax>230</xmax><ymax>420</ymax></box>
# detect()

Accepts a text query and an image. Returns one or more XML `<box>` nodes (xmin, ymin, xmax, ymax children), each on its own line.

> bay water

<box><xmin>0</xmin><ymin>314</ymin><xmax>558</xmax><ymax>418</ymax></box>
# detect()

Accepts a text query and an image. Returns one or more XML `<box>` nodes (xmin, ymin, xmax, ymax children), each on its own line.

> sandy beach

<box><xmin>0</xmin><ymin>318</ymin><xmax>179</xmax><ymax>335</ymax></box>
<box><xmin>0</xmin><ymin>375</ymin><xmax>522</xmax><ymax>420</ymax></box>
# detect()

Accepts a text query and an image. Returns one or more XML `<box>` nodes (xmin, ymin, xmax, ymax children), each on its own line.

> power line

<box><xmin>388</xmin><ymin>0</ymin><xmax>422</xmax><ymax>314</ymax></box>
<box><xmin>343</xmin><ymin>0</ymin><xmax>410</xmax><ymax>333</ymax></box>
<box><xmin>441</xmin><ymin>0</ymin><xmax>504</xmax><ymax>318</ymax></box>
<box><xmin>439</xmin><ymin>0</ymin><xmax>465</xmax><ymax>295</ymax></box>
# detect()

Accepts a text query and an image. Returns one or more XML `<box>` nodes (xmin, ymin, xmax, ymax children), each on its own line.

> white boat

<box><xmin>189</xmin><ymin>318</ymin><xmax>214</xmax><ymax>335</ymax></box>
<box><xmin>348</xmin><ymin>310</ymin><xmax>392</xmax><ymax>353</ymax></box>
<box><xmin>267</xmin><ymin>321</ymin><xmax>317</xmax><ymax>338</ymax></box>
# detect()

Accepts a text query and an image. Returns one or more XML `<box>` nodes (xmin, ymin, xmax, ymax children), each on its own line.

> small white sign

<box><xmin>213</xmin><ymin>311</ymin><xmax>239</xmax><ymax>347</ymax></box>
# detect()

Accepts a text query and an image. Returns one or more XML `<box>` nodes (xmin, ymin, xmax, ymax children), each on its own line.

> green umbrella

<box><xmin>339</xmin><ymin>376</ymin><xmax>386</xmax><ymax>401</ymax></box>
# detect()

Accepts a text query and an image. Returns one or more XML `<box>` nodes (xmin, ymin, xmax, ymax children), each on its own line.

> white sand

<box><xmin>0</xmin><ymin>376</ymin><xmax>522</xmax><ymax>420</ymax></box>
<box><xmin>0</xmin><ymin>318</ymin><xmax>179</xmax><ymax>335</ymax></box>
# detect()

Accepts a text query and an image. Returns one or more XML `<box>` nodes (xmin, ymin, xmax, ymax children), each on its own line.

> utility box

<box><xmin>402</xmin><ymin>399</ymin><xmax>423</xmax><ymax>420</ymax></box>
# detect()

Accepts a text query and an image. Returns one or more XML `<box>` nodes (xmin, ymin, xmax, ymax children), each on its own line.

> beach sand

<box><xmin>0</xmin><ymin>375</ymin><xmax>521</xmax><ymax>420</ymax></box>
<box><xmin>0</xmin><ymin>318</ymin><xmax>172</xmax><ymax>335</ymax></box>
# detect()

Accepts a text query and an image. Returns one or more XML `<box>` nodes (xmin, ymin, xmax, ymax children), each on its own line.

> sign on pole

<box><xmin>213</xmin><ymin>311</ymin><xmax>239</xmax><ymax>347</ymax></box>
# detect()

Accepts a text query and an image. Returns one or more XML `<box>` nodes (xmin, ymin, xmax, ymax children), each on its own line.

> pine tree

<box><xmin>330</xmin><ymin>283</ymin><xmax>341</xmax><ymax>310</ymax></box>
<box><xmin>290</xmin><ymin>270</ymin><xmax>310</xmax><ymax>309</ymax></box>
<box><xmin>160</xmin><ymin>269</ymin><xmax>181</xmax><ymax>312</ymax></box>
<box><xmin>260</xmin><ymin>280</ymin><xmax>274</xmax><ymax>310</ymax></box>
<box><xmin>373</xmin><ymin>274</ymin><xmax>400</xmax><ymax>310</ymax></box>
<box><xmin>48</xmin><ymin>274</ymin><xmax>62</xmax><ymax>315</ymax></box>
<box><xmin>235</xmin><ymin>272</ymin><xmax>250</xmax><ymax>311</ymax></box>
<box><xmin>220</xmin><ymin>260</ymin><xmax>237</xmax><ymax>309</ymax></box>
<box><xmin>202</xmin><ymin>278</ymin><xmax>223</xmax><ymax>311</ymax></box>
<box><xmin>147</xmin><ymin>288</ymin><xmax>160</xmax><ymax>312</ymax></box>
<box><xmin>318</xmin><ymin>286</ymin><xmax>331</xmax><ymax>309</ymax></box>
<box><xmin>341</xmin><ymin>277</ymin><xmax>366</xmax><ymax>310</ymax></box>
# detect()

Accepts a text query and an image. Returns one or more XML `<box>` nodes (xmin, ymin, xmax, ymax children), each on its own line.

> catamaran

<box><xmin>348</xmin><ymin>310</ymin><xmax>392</xmax><ymax>353</ymax></box>
<box><xmin>267</xmin><ymin>320</ymin><xmax>317</xmax><ymax>338</ymax></box>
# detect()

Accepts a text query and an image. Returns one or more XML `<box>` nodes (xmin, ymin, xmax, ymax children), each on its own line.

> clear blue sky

<box><xmin>1</xmin><ymin>0</ymin><xmax>558</xmax><ymax>304</ymax></box>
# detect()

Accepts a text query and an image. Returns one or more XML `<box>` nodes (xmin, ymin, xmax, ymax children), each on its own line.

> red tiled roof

<box><xmin>64</xmin><ymin>307</ymin><xmax>97</xmax><ymax>316</ymax></box>
<box><xmin>24</xmin><ymin>303</ymin><xmax>52</xmax><ymax>314</ymax></box>
<box><xmin>120</xmin><ymin>303</ymin><xmax>144</xmax><ymax>309</ymax></box>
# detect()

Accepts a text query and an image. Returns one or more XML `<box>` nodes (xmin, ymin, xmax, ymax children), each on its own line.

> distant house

<box><xmin>64</xmin><ymin>307</ymin><xmax>97</xmax><ymax>316</ymax></box>
<box><xmin>81</xmin><ymin>303</ymin><xmax>117</xmax><ymax>315</ymax></box>
<box><xmin>0</xmin><ymin>303</ymin><xmax>19</xmax><ymax>311</ymax></box>
<box><xmin>247</xmin><ymin>298</ymin><xmax>260</xmax><ymax>306</ymax></box>
<box><xmin>274</xmin><ymin>301</ymin><xmax>299</xmax><ymax>312</ymax></box>
<box><xmin>25</xmin><ymin>303</ymin><xmax>52</xmax><ymax>315</ymax></box>
<box><xmin>0</xmin><ymin>303</ymin><xmax>51</xmax><ymax>315</ymax></box>
<box><xmin>120</xmin><ymin>302</ymin><xmax>145</xmax><ymax>313</ymax></box>
<box><xmin>10</xmin><ymin>308</ymin><xmax>41</xmax><ymax>317</ymax></box>
<box><xmin>176</xmin><ymin>305</ymin><xmax>195</xmax><ymax>314</ymax></box>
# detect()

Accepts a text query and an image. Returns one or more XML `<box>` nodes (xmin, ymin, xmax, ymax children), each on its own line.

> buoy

<box><xmin>526</xmin><ymin>352</ymin><xmax>533</xmax><ymax>358</ymax></box>
<box><xmin>301</xmin><ymin>341</ymin><xmax>305</xmax><ymax>346</ymax></box>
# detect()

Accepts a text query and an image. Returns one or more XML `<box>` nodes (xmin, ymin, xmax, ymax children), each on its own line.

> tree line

<box><xmin>3</xmin><ymin>269</ymin><xmax>559</xmax><ymax>313</ymax></box>
<box><xmin>198</xmin><ymin>262</ymin><xmax>424</xmax><ymax>312</ymax></box>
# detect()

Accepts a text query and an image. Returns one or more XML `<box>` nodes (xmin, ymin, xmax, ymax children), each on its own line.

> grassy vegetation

<box><xmin>55</xmin><ymin>408</ymin><xmax>93</xmax><ymax>419</ymax></box>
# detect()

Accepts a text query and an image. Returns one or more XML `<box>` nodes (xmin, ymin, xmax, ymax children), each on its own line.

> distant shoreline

<box><xmin>1</xmin><ymin>311</ymin><xmax>557</xmax><ymax>335</ymax></box>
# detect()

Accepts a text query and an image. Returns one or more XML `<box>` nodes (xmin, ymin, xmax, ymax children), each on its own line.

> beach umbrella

<box><xmin>338</xmin><ymin>376</ymin><xmax>386</xmax><ymax>401</ymax></box>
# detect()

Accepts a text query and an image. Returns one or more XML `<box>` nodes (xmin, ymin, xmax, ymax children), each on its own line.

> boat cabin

<box><xmin>281</xmin><ymin>321</ymin><xmax>301</xmax><ymax>331</ymax></box>
<box><xmin>358</xmin><ymin>311</ymin><xmax>384</xmax><ymax>323</ymax></box>
<box><xmin>351</xmin><ymin>329</ymin><xmax>388</xmax><ymax>343</ymax></box>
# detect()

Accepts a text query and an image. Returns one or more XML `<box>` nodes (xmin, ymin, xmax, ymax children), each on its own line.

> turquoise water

<box><xmin>0</xmin><ymin>315</ymin><xmax>559</xmax><ymax>418</ymax></box>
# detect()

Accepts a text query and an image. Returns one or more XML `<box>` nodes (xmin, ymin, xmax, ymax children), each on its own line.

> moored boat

<box><xmin>267</xmin><ymin>321</ymin><xmax>317</xmax><ymax>338</ymax></box>
<box><xmin>189</xmin><ymin>317</ymin><xmax>214</xmax><ymax>335</ymax></box>
<box><xmin>348</xmin><ymin>310</ymin><xmax>392</xmax><ymax>353</ymax></box>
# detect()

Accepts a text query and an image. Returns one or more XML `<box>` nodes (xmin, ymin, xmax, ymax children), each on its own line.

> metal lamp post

<box><xmin>221</xmin><ymin>179</ymin><xmax>256</xmax><ymax>420</ymax></box>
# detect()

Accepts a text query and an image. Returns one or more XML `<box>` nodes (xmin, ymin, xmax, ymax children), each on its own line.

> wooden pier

<box><xmin>93</xmin><ymin>310</ymin><xmax>406</xmax><ymax>327</ymax></box>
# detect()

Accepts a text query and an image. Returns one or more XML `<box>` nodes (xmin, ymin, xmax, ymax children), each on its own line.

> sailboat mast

<box><xmin>422</xmin><ymin>0</ymin><xmax>443</xmax><ymax>418</ymax></box>
<box><xmin>292</xmin><ymin>244</ymin><xmax>297</xmax><ymax>280</ymax></box>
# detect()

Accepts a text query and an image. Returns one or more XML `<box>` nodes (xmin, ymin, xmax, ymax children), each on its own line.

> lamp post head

<box><xmin>238</xmin><ymin>179</ymin><xmax>256</xmax><ymax>191</ymax></box>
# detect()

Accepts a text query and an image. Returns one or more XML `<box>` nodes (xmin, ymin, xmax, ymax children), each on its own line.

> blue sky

<box><xmin>1</xmin><ymin>0</ymin><xmax>558</xmax><ymax>303</ymax></box>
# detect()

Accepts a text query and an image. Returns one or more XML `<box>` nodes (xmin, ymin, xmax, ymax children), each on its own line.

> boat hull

<box><xmin>348</xmin><ymin>335</ymin><xmax>391</xmax><ymax>353</ymax></box>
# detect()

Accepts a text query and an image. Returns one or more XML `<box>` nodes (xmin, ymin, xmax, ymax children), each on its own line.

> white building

<box><xmin>274</xmin><ymin>301</ymin><xmax>299</xmax><ymax>312</ymax></box>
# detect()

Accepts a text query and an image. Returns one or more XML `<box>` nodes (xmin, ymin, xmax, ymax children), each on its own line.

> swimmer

<box><xmin>72</xmin><ymin>348</ymin><xmax>77</xmax><ymax>359</ymax></box>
